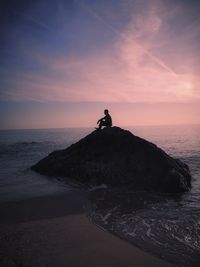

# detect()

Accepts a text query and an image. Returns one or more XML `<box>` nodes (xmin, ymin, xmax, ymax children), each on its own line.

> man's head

<box><xmin>104</xmin><ymin>109</ymin><xmax>109</xmax><ymax>115</ymax></box>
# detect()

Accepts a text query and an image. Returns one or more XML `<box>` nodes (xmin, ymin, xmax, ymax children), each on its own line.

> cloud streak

<box><xmin>78</xmin><ymin>0</ymin><xmax>177</xmax><ymax>76</ymax></box>
<box><xmin>1</xmin><ymin>0</ymin><xmax>200</xmax><ymax>104</ymax></box>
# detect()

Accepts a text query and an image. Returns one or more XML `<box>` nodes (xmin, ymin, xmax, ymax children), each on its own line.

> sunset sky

<box><xmin>0</xmin><ymin>0</ymin><xmax>200</xmax><ymax>129</ymax></box>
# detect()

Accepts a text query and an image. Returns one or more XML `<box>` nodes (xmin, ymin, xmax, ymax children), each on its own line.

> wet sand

<box><xmin>0</xmin><ymin>191</ymin><xmax>176</xmax><ymax>267</ymax></box>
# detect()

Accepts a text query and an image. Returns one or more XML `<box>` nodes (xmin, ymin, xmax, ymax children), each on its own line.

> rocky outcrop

<box><xmin>31</xmin><ymin>127</ymin><xmax>191</xmax><ymax>193</ymax></box>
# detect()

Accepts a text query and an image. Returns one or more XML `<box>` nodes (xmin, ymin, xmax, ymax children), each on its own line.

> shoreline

<box><xmin>0</xmin><ymin>190</ymin><xmax>176</xmax><ymax>267</ymax></box>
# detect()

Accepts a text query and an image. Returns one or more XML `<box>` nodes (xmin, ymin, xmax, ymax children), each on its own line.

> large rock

<box><xmin>31</xmin><ymin>127</ymin><xmax>191</xmax><ymax>193</ymax></box>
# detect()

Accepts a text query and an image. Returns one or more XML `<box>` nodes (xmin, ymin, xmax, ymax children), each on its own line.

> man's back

<box><xmin>105</xmin><ymin>114</ymin><xmax>112</xmax><ymax>126</ymax></box>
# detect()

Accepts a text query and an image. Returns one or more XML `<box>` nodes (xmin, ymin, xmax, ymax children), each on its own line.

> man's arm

<box><xmin>97</xmin><ymin>116</ymin><xmax>106</xmax><ymax>124</ymax></box>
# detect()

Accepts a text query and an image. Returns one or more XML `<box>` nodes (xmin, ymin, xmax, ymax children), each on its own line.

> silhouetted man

<box><xmin>96</xmin><ymin>109</ymin><xmax>112</xmax><ymax>130</ymax></box>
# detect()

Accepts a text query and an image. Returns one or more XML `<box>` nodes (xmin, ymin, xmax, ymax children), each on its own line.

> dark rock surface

<box><xmin>31</xmin><ymin>127</ymin><xmax>191</xmax><ymax>193</ymax></box>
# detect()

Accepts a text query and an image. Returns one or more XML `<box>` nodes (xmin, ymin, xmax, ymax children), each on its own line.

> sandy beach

<box><xmin>0</xmin><ymin>190</ymin><xmax>176</xmax><ymax>267</ymax></box>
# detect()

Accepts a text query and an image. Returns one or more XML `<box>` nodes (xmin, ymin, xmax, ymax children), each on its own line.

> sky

<box><xmin>0</xmin><ymin>0</ymin><xmax>200</xmax><ymax>129</ymax></box>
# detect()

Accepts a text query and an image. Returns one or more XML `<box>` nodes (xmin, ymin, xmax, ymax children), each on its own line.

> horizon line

<box><xmin>0</xmin><ymin>122</ymin><xmax>200</xmax><ymax>131</ymax></box>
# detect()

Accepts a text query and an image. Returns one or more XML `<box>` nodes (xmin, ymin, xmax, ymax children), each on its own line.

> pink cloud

<box><xmin>3</xmin><ymin>0</ymin><xmax>200</xmax><ymax>105</ymax></box>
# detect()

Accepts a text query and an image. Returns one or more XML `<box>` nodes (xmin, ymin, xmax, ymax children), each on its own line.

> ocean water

<box><xmin>0</xmin><ymin>125</ymin><xmax>200</xmax><ymax>266</ymax></box>
<box><xmin>0</xmin><ymin>128</ymin><xmax>91</xmax><ymax>202</ymax></box>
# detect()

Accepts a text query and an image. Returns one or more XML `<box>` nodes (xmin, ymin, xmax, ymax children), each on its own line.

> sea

<box><xmin>0</xmin><ymin>125</ymin><xmax>200</xmax><ymax>266</ymax></box>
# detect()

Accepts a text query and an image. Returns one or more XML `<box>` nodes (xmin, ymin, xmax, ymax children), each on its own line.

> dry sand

<box><xmin>0</xmin><ymin>191</ymin><xmax>176</xmax><ymax>267</ymax></box>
